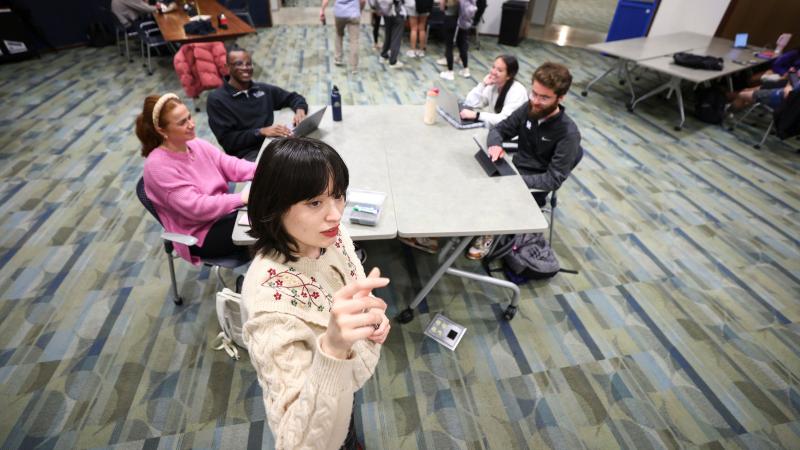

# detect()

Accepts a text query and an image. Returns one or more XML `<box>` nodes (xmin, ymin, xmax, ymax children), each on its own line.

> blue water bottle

<box><xmin>331</xmin><ymin>85</ymin><xmax>342</xmax><ymax>122</ymax></box>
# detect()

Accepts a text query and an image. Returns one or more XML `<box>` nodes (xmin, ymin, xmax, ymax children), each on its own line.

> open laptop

<box><xmin>472</xmin><ymin>136</ymin><xmax>516</xmax><ymax>177</ymax></box>
<box><xmin>733</xmin><ymin>33</ymin><xmax>748</xmax><ymax>48</ymax></box>
<box><xmin>291</xmin><ymin>106</ymin><xmax>327</xmax><ymax>137</ymax></box>
<box><xmin>437</xmin><ymin>90</ymin><xmax>484</xmax><ymax>129</ymax></box>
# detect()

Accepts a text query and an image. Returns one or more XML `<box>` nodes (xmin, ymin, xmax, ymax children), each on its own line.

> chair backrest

<box><xmin>136</xmin><ymin>177</ymin><xmax>164</xmax><ymax>227</ymax></box>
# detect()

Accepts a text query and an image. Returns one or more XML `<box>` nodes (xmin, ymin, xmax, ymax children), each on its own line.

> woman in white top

<box><xmin>459</xmin><ymin>55</ymin><xmax>528</xmax><ymax>127</ymax></box>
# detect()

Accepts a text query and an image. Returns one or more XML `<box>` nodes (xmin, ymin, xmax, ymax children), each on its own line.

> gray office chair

<box><xmin>136</xmin><ymin>178</ymin><xmax>249</xmax><ymax>305</ymax></box>
<box><xmin>99</xmin><ymin>6</ymin><xmax>137</xmax><ymax>62</ymax></box>
<box><xmin>138</xmin><ymin>21</ymin><xmax>170</xmax><ymax>75</ymax></box>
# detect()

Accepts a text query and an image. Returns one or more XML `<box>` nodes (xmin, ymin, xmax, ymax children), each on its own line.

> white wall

<box><xmin>479</xmin><ymin>0</ymin><xmax>507</xmax><ymax>35</ymax></box>
<box><xmin>648</xmin><ymin>0</ymin><xmax>731</xmax><ymax>36</ymax></box>
<box><xmin>478</xmin><ymin>0</ymin><xmax>552</xmax><ymax>35</ymax></box>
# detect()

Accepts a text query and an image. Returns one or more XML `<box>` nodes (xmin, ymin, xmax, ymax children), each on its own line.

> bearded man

<box><xmin>486</xmin><ymin>62</ymin><xmax>582</xmax><ymax>207</ymax></box>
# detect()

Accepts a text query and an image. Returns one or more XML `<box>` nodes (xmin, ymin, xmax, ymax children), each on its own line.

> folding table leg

<box><xmin>582</xmin><ymin>61</ymin><xmax>622</xmax><ymax>97</ymax></box>
<box><xmin>396</xmin><ymin>236</ymin><xmax>471</xmax><ymax>324</ymax></box>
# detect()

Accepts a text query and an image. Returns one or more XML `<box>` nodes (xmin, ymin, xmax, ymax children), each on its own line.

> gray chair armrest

<box><xmin>161</xmin><ymin>232</ymin><xmax>199</xmax><ymax>246</ymax></box>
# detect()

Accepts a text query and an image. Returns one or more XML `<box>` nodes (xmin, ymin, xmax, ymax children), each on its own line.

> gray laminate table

<box><xmin>582</xmin><ymin>32</ymin><xmax>716</xmax><ymax>101</ymax></box>
<box><xmin>629</xmin><ymin>37</ymin><xmax>768</xmax><ymax>130</ymax></box>
<box><xmin>233</xmin><ymin>105</ymin><xmax>548</xmax><ymax>321</ymax></box>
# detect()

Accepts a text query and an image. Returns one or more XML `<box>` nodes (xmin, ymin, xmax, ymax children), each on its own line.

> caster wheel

<box><xmin>503</xmin><ymin>306</ymin><xmax>517</xmax><ymax>320</ymax></box>
<box><xmin>173</xmin><ymin>296</ymin><xmax>184</xmax><ymax>306</ymax></box>
<box><xmin>754</xmin><ymin>144</ymin><xmax>761</xmax><ymax>149</ymax></box>
<box><xmin>581</xmin><ymin>91</ymin><xmax>588</xmax><ymax>97</ymax></box>
<box><xmin>626</xmin><ymin>104</ymin><xmax>634</xmax><ymax>112</ymax></box>
<box><xmin>674</xmin><ymin>126</ymin><xmax>682</xmax><ymax>131</ymax></box>
<box><xmin>195</xmin><ymin>107</ymin><xmax>201</xmax><ymax>112</ymax></box>
<box><xmin>619</xmin><ymin>80</ymin><xmax>626</xmax><ymax>85</ymax></box>
<box><xmin>727</xmin><ymin>127</ymin><xmax>734</xmax><ymax>131</ymax></box>
<box><xmin>396</xmin><ymin>308</ymin><xmax>415</xmax><ymax>324</ymax></box>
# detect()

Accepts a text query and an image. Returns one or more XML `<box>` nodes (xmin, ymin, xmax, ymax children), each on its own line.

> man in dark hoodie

<box><xmin>207</xmin><ymin>48</ymin><xmax>308</xmax><ymax>161</ymax></box>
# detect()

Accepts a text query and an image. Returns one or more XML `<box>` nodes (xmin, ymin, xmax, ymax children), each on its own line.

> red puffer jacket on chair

<box><xmin>173</xmin><ymin>42</ymin><xmax>229</xmax><ymax>99</ymax></box>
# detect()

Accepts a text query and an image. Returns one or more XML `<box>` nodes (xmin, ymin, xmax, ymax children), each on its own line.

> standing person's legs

<box><xmin>408</xmin><ymin>16</ymin><xmax>418</xmax><ymax>51</ymax></box>
<box><xmin>444</xmin><ymin>16</ymin><xmax>457</xmax><ymax>70</ymax></box>
<box><xmin>387</xmin><ymin>16</ymin><xmax>403</xmax><ymax>64</ymax></box>
<box><xmin>371</xmin><ymin>13</ymin><xmax>381</xmax><ymax>47</ymax></box>
<box><xmin>457</xmin><ymin>26</ymin><xmax>469</xmax><ymax>68</ymax></box>
<box><xmin>380</xmin><ymin>17</ymin><xmax>392</xmax><ymax>59</ymax></box>
<box><xmin>418</xmin><ymin>15</ymin><xmax>428</xmax><ymax>54</ymax></box>
<box><xmin>346</xmin><ymin>18</ymin><xmax>359</xmax><ymax>69</ymax></box>
<box><xmin>334</xmin><ymin>16</ymin><xmax>347</xmax><ymax>65</ymax></box>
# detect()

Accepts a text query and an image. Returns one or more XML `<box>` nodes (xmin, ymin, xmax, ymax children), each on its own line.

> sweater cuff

<box><xmin>309</xmin><ymin>334</ymin><xmax>355</xmax><ymax>396</ymax></box>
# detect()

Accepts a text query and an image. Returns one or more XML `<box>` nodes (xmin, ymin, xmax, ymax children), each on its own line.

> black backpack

<box><xmin>87</xmin><ymin>22</ymin><xmax>115</xmax><ymax>47</ymax></box>
<box><xmin>674</xmin><ymin>52</ymin><xmax>724</xmax><ymax>71</ymax></box>
<box><xmin>694</xmin><ymin>85</ymin><xmax>727</xmax><ymax>124</ymax></box>
<box><xmin>481</xmin><ymin>233</ymin><xmax>561</xmax><ymax>284</ymax></box>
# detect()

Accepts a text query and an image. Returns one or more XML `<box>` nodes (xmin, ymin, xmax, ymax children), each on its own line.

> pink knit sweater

<box><xmin>143</xmin><ymin>138</ymin><xmax>256</xmax><ymax>264</ymax></box>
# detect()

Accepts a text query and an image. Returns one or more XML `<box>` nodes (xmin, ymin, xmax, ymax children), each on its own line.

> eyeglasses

<box><xmin>231</xmin><ymin>61</ymin><xmax>253</xmax><ymax>68</ymax></box>
<box><xmin>529</xmin><ymin>91</ymin><xmax>554</xmax><ymax>102</ymax></box>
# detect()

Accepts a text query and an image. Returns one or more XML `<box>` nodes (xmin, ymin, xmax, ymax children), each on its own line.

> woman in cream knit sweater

<box><xmin>241</xmin><ymin>137</ymin><xmax>390</xmax><ymax>450</ymax></box>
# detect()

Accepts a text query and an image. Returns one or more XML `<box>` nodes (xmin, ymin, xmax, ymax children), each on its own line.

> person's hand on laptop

<box><xmin>292</xmin><ymin>109</ymin><xmax>307</xmax><ymax>126</ymax></box>
<box><xmin>487</xmin><ymin>145</ymin><xmax>505</xmax><ymax>162</ymax></box>
<box><xmin>260</xmin><ymin>124</ymin><xmax>293</xmax><ymax>138</ymax></box>
<box><xmin>459</xmin><ymin>109</ymin><xmax>477</xmax><ymax>120</ymax></box>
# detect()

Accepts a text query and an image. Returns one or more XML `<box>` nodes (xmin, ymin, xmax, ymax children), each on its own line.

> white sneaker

<box><xmin>439</xmin><ymin>70</ymin><xmax>454</xmax><ymax>80</ymax></box>
<box><xmin>416</xmin><ymin>49</ymin><xmax>426</xmax><ymax>57</ymax></box>
<box><xmin>379</xmin><ymin>56</ymin><xmax>388</xmax><ymax>64</ymax></box>
<box><xmin>333</xmin><ymin>57</ymin><xmax>344</xmax><ymax>66</ymax></box>
<box><xmin>436</xmin><ymin>57</ymin><xmax>447</xmax><ymax>66</ymax></box>
<box><xmin>390</xmin><ymin>61</ymin><xmax>405</xmax><ymax>69</ymax></box>
<box><xmin>458</xmin><ymin>68</ymin><xmax>471</xmax><ymax>78</ymax></box>
<box><xmin>406</xmin><ymin>49</ymin><xmax>417</xmax><ymax>58</ymax></box>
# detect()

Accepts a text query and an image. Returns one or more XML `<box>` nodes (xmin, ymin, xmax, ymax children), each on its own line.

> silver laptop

<box><xmin>291</xmin><ymin>106</ymin><xmax>327</xmax><ymax>137</ymax></box>
<box><xmin>437</xmin><ymin>90</ymin><xmax>478</xmax><ymax>126</ymax></box>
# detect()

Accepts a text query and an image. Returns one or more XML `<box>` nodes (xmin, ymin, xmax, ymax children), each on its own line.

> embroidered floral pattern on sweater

<box><xmin>262</xmin><ymin>267</ymin><xmax>331</xmax><ymax>311</ymax></box>
<box><xmin>334</xmin><ymin>234</ymin><xmax>358</xmax><ymax>280</ymax></box>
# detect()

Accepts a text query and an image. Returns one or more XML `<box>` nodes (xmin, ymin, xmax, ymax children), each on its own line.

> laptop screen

<box><xmin>734</xmin><ymin>33</ymin><xmax>748</xmax><ymax>48</ymax></box>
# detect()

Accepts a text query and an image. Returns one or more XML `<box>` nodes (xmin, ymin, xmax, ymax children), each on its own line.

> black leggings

<box><xmin>444</xmin><ymin>16</ymin><xmax>469</xmax><ymax>70</ymax></box>
<box><xmin>189</xmin><ymin>212</ymin><xmax>248</xmax><ymax>259</ymax></box>
<box><xmin>371</xmin><ymin>13</ymin><xmax>381</xmax><ymax>44</ymax></box>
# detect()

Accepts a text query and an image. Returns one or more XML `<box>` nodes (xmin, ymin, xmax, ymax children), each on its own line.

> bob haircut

<box><xmin>248</xmin><ymin>137</ymin><xmax>349</xmax><ymax>262</ymax></box>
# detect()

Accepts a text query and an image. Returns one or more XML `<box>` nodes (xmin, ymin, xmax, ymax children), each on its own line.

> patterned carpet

<box><xmin>1</xmin><ymin>23</ymin><xmax>799</xmax><ymax>450</ymax></box>
<box><xmin>552</xmin><ymin>0</ymin><xmax>616</xmax><ymax>34</ymax></box>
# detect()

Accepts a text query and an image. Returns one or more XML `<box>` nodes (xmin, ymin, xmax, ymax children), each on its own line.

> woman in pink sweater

<box><xmin>135</xmin><ymin>93</ymin><xmax>256</xmax><ymax>264</ymax></box>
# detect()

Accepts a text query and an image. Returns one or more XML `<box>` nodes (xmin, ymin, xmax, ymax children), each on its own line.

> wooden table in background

<box><xmin>153</xmin><ymin>0</ymin><xmax>255</xmax><ymax>43</ymax></box>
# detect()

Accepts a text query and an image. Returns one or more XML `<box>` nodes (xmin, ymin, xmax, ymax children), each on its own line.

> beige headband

<box><xmin>152</xmin><ymin>93</ymin><xmax>180</xmax><ymax>130</ymax></box>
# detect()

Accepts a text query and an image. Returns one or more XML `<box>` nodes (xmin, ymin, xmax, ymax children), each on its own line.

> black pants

<box><xmin>189</xmin><ymin>212</ymin><xmax>248</xmax><ymax>259</ymax></box>
<box><xmin>381</xmin><ymin>15</ymin><xmax>404</xmax><ymax>64</ymax></box>
<box><xmin>371</xmin><ymin>13</ymin><xmax>381</xmax><ymax>44</ymax></box>
<box><xmin>444</xmin><ymin>16</ymin><xmax>468</xmax><ymax>70</ymax></box>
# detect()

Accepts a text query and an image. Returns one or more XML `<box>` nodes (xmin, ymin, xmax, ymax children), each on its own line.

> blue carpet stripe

<box><xmin>554</xmin><ymin>294</ymin><xmax>604</xmax><ymax>360</ymax></box>
<box><xmin>678</xmin><ymin>162</ymin><xmax>800</xmax><ymax>247</ymax></box>
<box><xmin>617</xmin><ymin>284</ymin><xmax>747</xmax><ymax>435</ymax></box>
<box><xmin>674</xmin><ymin>227</ymin><xmax>791</xmax><ymax>325</ymax></box>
